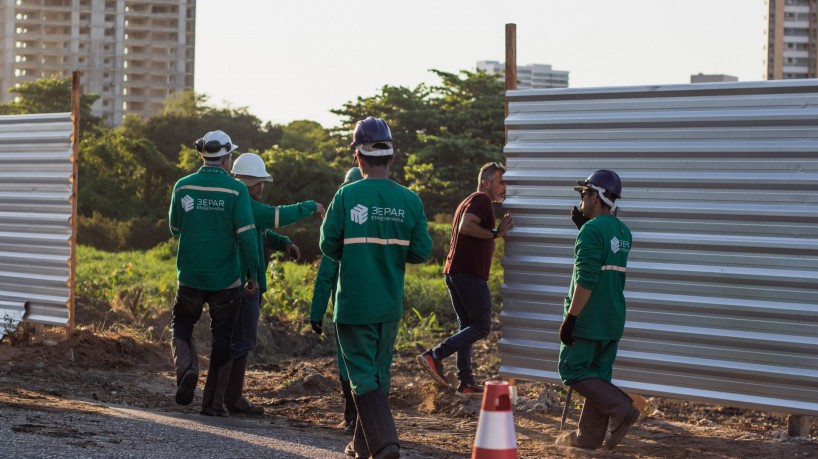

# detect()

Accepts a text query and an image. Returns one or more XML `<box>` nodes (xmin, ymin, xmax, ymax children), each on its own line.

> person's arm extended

<box><xmin>255</xmin><ymin>201</ymin><xmax>320</xmax><ymax>230</ymax></box>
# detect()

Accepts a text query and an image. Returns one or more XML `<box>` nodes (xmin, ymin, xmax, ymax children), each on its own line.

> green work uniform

<box><xmin>320</xmin><ymin>178</ymin><xmax>433</xmax><ymax>394</ymax></box>
<box><xmin>309</xmin><ymin>255</ymin><xmax>350</xmax><ymax>381</ymax></box>
<box><xmin>558</xmin><ymin>214</ymin><xmax>632</xmax><ymax>385</ymax></box>
<box><xmin>169</xmin><ymin>166</ymin><xmax>259</xmax><ymax>290</ymax></box>
<box><xmin>243</xmin><ymin>199</ymin><xmax>317</xmax><ymax>292</ymax></box>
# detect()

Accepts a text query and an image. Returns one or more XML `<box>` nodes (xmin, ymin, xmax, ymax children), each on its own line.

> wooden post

<box><xmin>504</xmin><ymin>23</ymin><xmax>517</xmax><ymax>146</ymax></box>
<box><xmin>787</xmin><ymin>415</ymin><xmax>811</xmax><ymax>437</ymax></box>
<box><xmin>68</xmin><ymin>71</ymin><xmax>80</xmax><ymax>332</ymax></box>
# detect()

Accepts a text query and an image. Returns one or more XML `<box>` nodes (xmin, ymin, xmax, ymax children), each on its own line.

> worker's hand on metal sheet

<box><xmin>311</xmin><ymin>320</ymin><xmax>323</xmax><ymax>335</ymax></box>
<box><xmin>559</xmin><ymin>313</ymin><xmax>577</xmax><ymax>346</ymax></box>
<box><xmin>571</xmin><ymin>206</ymin><xmax>589</xmax><ymax>230</ymax></box>
<box><xmin>498</xmin><ymin>212</ymin><xmax>514</xmax><ymax>237</ymax></box>
<box><xmin>315</xmin><ymin>202</ymin><xmax>326</xmax><ymax>219</ymax></box>
<box><xmin>286</xmin><ymin>243</ymin><xmax>301</xmax><ymax>261</ymax></box>
<box><xmin>244</xmin><ymin>278</ymin><xmax>258</xmax><ymax>296</ymax></box>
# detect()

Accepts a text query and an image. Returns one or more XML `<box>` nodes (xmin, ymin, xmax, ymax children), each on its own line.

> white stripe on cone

<box><xmin>474</xmin><ymin>411</ymin><xmax>517</xmax><ymax>450</ymax></box>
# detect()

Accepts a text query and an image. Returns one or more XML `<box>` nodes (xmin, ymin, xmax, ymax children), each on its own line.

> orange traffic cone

<box><xmin>471</xmin><ymin>381</ymin><xmax>518</xmax><ymax>459</ymax></box>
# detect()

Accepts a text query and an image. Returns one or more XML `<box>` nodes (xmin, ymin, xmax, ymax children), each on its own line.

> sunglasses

<box><xmin>194</xmin><ymin>138</ymin><xmax>233</xmax><ymax>154</ymax></box>
<box><xmin>580</xmin><ymin>189</ymin><xmax>596</xmax><ymax>199</ymax></box>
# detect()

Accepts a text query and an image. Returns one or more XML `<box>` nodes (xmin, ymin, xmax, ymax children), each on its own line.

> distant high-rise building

<box><xmin>476</xmin><ymin>60</ymin><xmax>569</xmax><ymax>89</ymax></box>
<box><xmin>690</xmin><ymin>73</ymin><xmax>739</xmax><ymax>83</ymax></box>
<box><xmin>766</xmin><ymin>0</ymin><xmax>818</xmax><ymax>79</ymax></box>
<box><xmin>0</xmin><ymin>0</ymin><xmax>195</xmax><ymax>126</ymax></box>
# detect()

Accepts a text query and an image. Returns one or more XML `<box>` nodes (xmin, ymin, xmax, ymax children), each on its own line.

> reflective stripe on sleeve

<box><xmin>236</xmin><ymin>224</ymin><xmax>256</xmax><ymax>234</ymax></box>
<box><xmin>344</xmin><ymin>237</ymin><xmax>410</xmax><ymax>246</ymax></box>
<box><xmin>275</xmin><ymin>207</ymin><xmax>279</xmax><ymax>228</ymax></box>
<box><xmin>600</xmin><ymin>265</ymin><xmax>627</xmax><ymax>272</ymax></box>
<box><xmin>177</xmin><ymin>185</ymin><xmax>240</xmax><ymax>196</ymax></box>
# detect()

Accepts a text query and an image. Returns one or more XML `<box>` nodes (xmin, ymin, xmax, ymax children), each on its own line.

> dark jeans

<box><xmin>432</xmin><ymin>272</ymin><xmax>492</xmax><ymax>384</ymax></box>
<box><xmin>232</xmin><ymin>289</ymin><xmax>260</xmax><ymax>360</ymax></box>
<box><xmin>171</xmin><ymin>285</ymin><xmax>240</xmax><ymax>369</ymax></box>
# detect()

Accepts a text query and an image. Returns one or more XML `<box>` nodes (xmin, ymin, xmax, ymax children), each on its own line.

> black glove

<box><xmin>559</xmin><ymin>313</ymin><xmax>577</xmax><ymax>346</ymax></box>
<box><xmin>571</xmin><ymin>206</ymin><xmax>590</xmax><ymax>230</ymax></box>
<box><xmin>310</xmin><ymin>320</ymin><xmax>323</xmax><ymax>335</ymax></box>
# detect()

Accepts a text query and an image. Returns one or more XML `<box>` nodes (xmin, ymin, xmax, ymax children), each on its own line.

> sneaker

<box><xmin>417</xmin><ymin>350</ymin><xmax>450</xmax><ymax>388</ymax></box>
<box><xmin>175</xmin><ymin>369</ymin><xmax>198</xmax><ymax>406</ymax></box>
<box><xmin>455</xmin><ymin>381</ymin><xmax>484</xmax><ymax>398</ymax></box>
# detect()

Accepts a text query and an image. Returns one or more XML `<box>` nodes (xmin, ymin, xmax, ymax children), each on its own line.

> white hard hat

<box><xmin>232</xmin><ymin>153</ymin><xmax>273</xmax><ymax>185</ymax></box>
<box><xmin>195</xmin><ymin>130</ymin><xmax>239</xmax><ymax>158</ymax></box>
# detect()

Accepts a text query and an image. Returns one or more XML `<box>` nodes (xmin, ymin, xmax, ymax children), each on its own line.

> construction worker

<box><xmin>168</xmin><ymin>130</ymin><xmax>259</xmax><ymax>417</ymax></box>
<box><xmin>227</xmin><ymin>152</ymin><xmax>324</xmax><ymax>416</ymax></box>
<box><xmin>320</xmin><ymin>117</ymin><xmax>432</xmax><ymax>459</ymax></box>
<box><xmin>418</xmin><ymin>161</ymin><xmax>513</xmax><ymax>396</ymax></box>
<box><xmin>309</xmin><ymin>166</ymin><xmax>363</xmax><ymax>434</ymax></box>
<box><xmin>556</xmin><ymin>169</ymin><xmax>639</xmax><ymax>450</ymax></box>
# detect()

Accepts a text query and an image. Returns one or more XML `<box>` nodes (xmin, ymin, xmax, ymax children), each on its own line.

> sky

<box><xmin>194</xmin><ymin>0</ymin><xmax>768</xmax><ymax>129</ymax></box>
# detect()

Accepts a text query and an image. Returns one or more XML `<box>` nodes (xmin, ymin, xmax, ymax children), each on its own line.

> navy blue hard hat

<box><xmin>574</xmin><ymin>169</ymin><xmax>622</xmax><ymax>198</ymax></box>
<box><xmin>350</xmin><ymin>117</ymin><xmax>393</xmax><ymax>148</ymax></box>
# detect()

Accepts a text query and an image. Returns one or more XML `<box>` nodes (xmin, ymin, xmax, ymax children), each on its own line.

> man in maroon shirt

<box><xmin>418</xmin><ymin>161</ymin><xmax>513</xmax><ymax>396</ymax></box>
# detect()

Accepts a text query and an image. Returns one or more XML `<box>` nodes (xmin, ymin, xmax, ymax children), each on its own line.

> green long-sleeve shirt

<box><xmin>309</xmin><ymin>255</ymin><xmax>339</xmax><ymax>322</ymax></box>
<box><xmin>169</xmin><ymin>166</ymin><xmax>259</xmax><ymax>291</ymax></box>
<box><xmin>564</xmin><ymin>214</ymin><xmax>632</xmax><ymax>340</ymax></box>
<box><xmin>320</xmin><ymin>178</ymin><xmax>433</xmax><ymax>325</ymax></box>
<box><xmin>246</xmin><ymin>199</ymin><xmax>317</xmax><ymax>293</ymax></box>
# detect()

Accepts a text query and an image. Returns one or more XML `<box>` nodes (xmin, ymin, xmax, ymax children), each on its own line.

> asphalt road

<box><xmin>1</xmin><ymin>402</ymin><xmax>354</xmax><ymax>458</ymax></box>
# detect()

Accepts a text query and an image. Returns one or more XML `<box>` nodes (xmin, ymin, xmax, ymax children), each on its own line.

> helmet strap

<box><xmin>589</xmin><ymin>184</ymin><xmax>616</xmax><ymax>211</ymax></box>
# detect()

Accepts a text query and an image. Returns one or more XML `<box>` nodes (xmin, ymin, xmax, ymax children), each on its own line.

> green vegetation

<box><xmin>1</xmin><ymin>70</ymin><xmax>504</xmax><ymax>258</ymax></box>
<box><xmin>12</xmin><ymin>70</ymin><xmax>509</xmax><ymax>351</ymax></box>
<box><xmin>75</xmin><ymin>227</ymin><xmax>505</xmax><ymax>353</ymax></box>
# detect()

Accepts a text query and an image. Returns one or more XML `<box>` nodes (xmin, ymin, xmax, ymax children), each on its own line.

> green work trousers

<box><xmin>558</xmin><ymin>337</ymin><xmax>619</xmax><ymax>386</ymax></box>
<box><xmin>334</xmin><ymin>325</ymin><xmax>349</xmax><ymax>382</ymax></box>
<box><xmin>336</xmin><ymin>320</ymin><xmax>399</xmax><ymax>395</ymax></box>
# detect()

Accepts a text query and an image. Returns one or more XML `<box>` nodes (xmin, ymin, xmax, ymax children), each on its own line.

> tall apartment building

<box><xmin>766</xmin><ymin>0</ymin><xmax>818</xmax><ymax>79</ymax></box>
<box><xmin>477</xmin><ymin>60</ymin><xmax>569</xmax><ymax>89</ymax></box>
<box><xmin>0</xmin><ymin>0</ymin><xmax>195</xmax><ymax>126</ymax></box>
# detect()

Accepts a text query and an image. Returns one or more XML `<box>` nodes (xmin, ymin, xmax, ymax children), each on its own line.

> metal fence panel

<box><xmin>499</xmin><ymin>80</ymin><xmax>818</xmax><ymax>416</ymax></box>
<box><xmin>0</xmin><ymin>113</ymin><xmax>73</xmax><ymax>338</ymax></box>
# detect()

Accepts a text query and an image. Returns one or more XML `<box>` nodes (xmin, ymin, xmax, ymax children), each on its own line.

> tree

<box><xmin>332</xmin><ymin>69</ymin><xmax>505</xmax><ymax>217</ymax></box>
<box><xmin>133</xmin><ymin>91</ymin><xmax>285</xmax><ymax>163</ymax></box>
<box><xmin>0</xmin><ymin>76</ymin><xmax>102</xmax><ymax>134</ymax></box>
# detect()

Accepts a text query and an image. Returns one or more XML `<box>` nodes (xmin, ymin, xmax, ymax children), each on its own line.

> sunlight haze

<box><xmin>194</xmin><ymin>0</ymin><xmax>767</xmax><ymax>128</ymax></box>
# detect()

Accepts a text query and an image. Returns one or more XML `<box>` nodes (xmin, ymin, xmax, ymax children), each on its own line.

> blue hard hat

<box><xmin>350</xmin><ymin>117</ymin><xmax>394</xmax><ymax>148</ymax></box>
<box><xmin>574</xmin><ymin>169</ymin><xmax>622</xmax><ymax>198</ymax></box>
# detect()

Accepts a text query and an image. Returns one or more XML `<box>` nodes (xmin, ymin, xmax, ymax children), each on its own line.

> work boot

<box><xmin>341</xmin><ymin>379</ymin><xmax>357</xmax><ymax>434</ymax></box>
<box><xmin>353</xmin><ymin>387</ymin><xmax>400</xmax><ymax>459</ymax></box>
<box><xmin>201</xmin><ymin>357</ymin><xmax>233</xmax><ymax>417</ymax></box>
<box><xmin>344</xmin><ymin>417</ymin><xmax>369</xmax><ymax>458</ymax></box>
<box><xmin>172</xmin><ymin>338</ymin><xmax>199</xmax><ymax>406</ymax></box>
<box><xmin>417</xmin><ymin>349</ymin><xmax>449</xmax><ymax>389</ymax></box>
<box><xmin>555</xmin><ymin>400</ymin><xmax>607</xmax><ymax>449</ymax></box>
<box><xmin>224</xmin><ymin>354</ymin><xmax>264</xmax><ymax>415</ymax></box>
<box><xmin>571</xmin><ymin>378</ymin><xmax>639</xmax><ymax>449</ymax></box>
<box><xmin>555</xmin><ymin>430</ymin><xmax>602</xmax><ymax>449</ymax></box>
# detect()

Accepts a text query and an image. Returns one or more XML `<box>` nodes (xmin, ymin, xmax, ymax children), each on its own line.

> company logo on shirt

<box><xmin>351</xmin><ymin>204</ymin><xmax>368</xmax><ymax>224</ymax></box>
<box><xmin>181</xmin><ymin>195</ymin><xmax>194</xmax><ymax>212</ymax></box>
<box><xmin>611</xmin><ymin>236</ymin><xmax>630</xmax><ymax>254</ymax></box>
<box><xmin>181</xmin><ymin>194</ymin><xmax>226</xmax><ymax>212</ymax></box>
<box><xmin>371</xmin><ymin>206</ymin><xmax>405</xmax><ymax>223</ymax></box>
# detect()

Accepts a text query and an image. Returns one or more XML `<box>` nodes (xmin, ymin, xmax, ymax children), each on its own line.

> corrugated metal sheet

<box><xmin>0</xmin><ymin>113</ymin><xmax>74</xmax><ymax>338</ymax></box>
<box><xmin>499</xmin><ymin>80</ymin><xmax>818</xmax><ymax>416</ymax></box>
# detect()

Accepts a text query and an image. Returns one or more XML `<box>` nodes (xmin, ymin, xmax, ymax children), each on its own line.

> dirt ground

<box><xmin>1</xmin><ymin>306</ymin><xmax>817</xmax><ymax>458</ymax></box>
